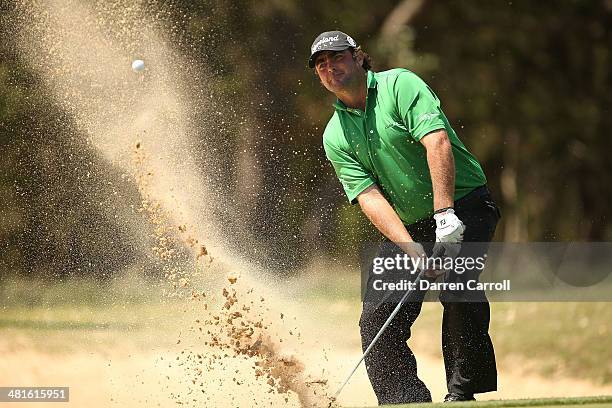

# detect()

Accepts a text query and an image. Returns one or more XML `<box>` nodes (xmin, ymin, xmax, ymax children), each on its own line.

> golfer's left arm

<box><xmin>420</xmin><ymin>129</ymin><xmax>455</xmax><ymax>211</ymax></box>
<box><xmin>420</xmin><ymin>129</ymin><xmax>465</xmax><ymax>246</ymax></box>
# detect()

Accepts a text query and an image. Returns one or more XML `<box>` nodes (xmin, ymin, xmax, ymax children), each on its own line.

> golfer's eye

<box><xmin>317</xmin><ymin>62</ymin><xmax>327</xmax><ymax>70</ymax></box>
<box><xmin>334</xmin><ymin>54</ymin><xmax>344</xmax><ymax>61</ymax></box>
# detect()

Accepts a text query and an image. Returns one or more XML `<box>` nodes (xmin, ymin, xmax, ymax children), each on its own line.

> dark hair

<box><xmin>352</xmin><ymin>47</ymin><xmax>372</xmax><ymax>71</ymax></box>
<box><xmin>311</xmin><ymin>47</ymin><xmax>373</xmax><ymax>72</ymax></box>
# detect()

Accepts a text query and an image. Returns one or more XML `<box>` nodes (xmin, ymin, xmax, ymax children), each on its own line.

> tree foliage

<box><xmin>1</xmin><ymin>0</ymin><xmax>610</xmax><ymax>277</ymax></box>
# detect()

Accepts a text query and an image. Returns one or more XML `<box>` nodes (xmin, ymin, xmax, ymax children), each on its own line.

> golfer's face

<box><xmin>314</xmin><ymin>50</ymin><xmax>357</xmax><ymax>93</ymax></box>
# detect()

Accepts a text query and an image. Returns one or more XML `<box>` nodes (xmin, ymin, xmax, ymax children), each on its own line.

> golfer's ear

<box><xmin>353</xmin><ymin>49</ymin><xmax>364</xmax><ymax>66</ymax></box>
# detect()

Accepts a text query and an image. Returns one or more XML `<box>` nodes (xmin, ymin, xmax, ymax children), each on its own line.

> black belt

<box><xmin>455</xmin><ymin>185</ymin><xmax>493</xmax><ymax>212</ymax></box>
<box><xmin>457</xmin><ymin>185</ymin><xmax>489</xmax><ymax>203</ymax></box>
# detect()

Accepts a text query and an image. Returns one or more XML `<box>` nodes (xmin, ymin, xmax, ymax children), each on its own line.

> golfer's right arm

<box><xmin>323</xmin><ymin>136</ymin><xmax>425</xmax><ymax>260</ymax></box>
<box><xmin>357</xmin><ymin>185</ymin><xmax>425</xmax><ymax>259</ymax></box>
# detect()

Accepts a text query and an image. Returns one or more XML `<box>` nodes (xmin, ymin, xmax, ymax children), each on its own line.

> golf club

<box><xmin>333</xmin><ymin>269</ymin><xmax>429</xmax><ymax>400</ymax></box>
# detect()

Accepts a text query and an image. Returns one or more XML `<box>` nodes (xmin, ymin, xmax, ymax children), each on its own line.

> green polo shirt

<box><xmin>323</xmin><ymin>69</ymin><xmax>486</xmax><ymax>225</ymax></box>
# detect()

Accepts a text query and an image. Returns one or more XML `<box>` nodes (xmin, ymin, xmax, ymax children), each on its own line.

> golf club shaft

<box><xmin>333</xmin><ymin>271</ymin><xmax>427</xmax><ymax>399</ymax></box>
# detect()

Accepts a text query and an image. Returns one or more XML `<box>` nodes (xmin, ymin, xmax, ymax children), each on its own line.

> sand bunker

<box><xmin>132</xmin><ymin>142</ymin><xmax>334</xmax><ymax>407</ymax></box>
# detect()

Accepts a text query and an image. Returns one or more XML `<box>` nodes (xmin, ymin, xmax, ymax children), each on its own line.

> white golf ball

<box><xmin>131</xmin><ymin>59</ymin><xmax>145</xmax><ymax>72</ymax></box>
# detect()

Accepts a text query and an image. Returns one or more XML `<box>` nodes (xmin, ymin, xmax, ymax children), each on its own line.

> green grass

<box><xmin>0</xmin><ymin>274</ymin><xmax>198</xmax><ymax>353</ymax></box>
<box><xmin>488</xmin><ymin>302</ymin><xmax>612</xmax><ymax>383</ymax></box>
<box><xmin>374</xmin><ymin>396</ymin><xmax>612</xmax><ymax>408</ymax></box>
<box><xmin>405</xmin><ymin>301</ymin><xmax>612</xmax><ymax>384</ymax></box>
<box><xmin>0</xmin><ymin>272</ymin><xmax>163</xmax><ymax>307</ymax></box>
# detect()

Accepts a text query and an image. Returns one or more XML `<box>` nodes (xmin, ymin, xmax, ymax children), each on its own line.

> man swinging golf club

<box><xmin>310</xmin><ymin>30</ymin><xmax>501</xmax><ymax>403</ymax></box>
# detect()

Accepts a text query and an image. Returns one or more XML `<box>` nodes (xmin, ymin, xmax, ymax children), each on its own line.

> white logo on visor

<box><xmin>311</xmin><ymin>35</ymin><xmax>340</xmax><ymax>53</ymax></box>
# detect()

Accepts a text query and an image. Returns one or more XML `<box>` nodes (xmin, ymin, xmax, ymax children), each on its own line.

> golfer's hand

<box><xmin>400</xmin><ymin>242</ymin><xmax>427</xmax><ymax>264</ymax></box>
<box><xmin>432</xmin><ymin>208</ymin><xmax>465</xmax><ymax>259</ymax></box>
<box><xmin>400</xmin><ymin>242</ymin><xmax>443</xmax><ymax>278</ymax></box>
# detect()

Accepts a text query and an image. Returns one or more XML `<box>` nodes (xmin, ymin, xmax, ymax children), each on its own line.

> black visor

<box><xmin>308</xmin><ymin>30</ymin><xmax>358</xmax><ymax>68</ymax></box>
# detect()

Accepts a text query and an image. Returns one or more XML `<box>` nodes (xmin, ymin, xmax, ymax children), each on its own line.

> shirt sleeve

<box><xmin>323</xmin><ymin>136</ymin><xmax>376</xmax><ymax>204</ymax></box>
<box><xmin>394</xmin><ymin>72</ymin><xmax>446</xmax><ymax>141</ymax></box>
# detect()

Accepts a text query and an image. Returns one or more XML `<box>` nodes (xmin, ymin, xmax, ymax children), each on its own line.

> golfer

<box><xmin>309</xmin><ymin>31</ymin><xmax>501</xmax><ymax>403</ymax></box>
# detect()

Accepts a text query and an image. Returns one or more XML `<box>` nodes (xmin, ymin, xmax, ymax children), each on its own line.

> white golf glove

<box><xmin>432</xmin><ymin>208</ymin><xmax>465</xmax><ymax>259</ymax></box>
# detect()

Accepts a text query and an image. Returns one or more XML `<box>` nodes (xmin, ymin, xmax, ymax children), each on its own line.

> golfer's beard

<box><xmin>328</xmin><ymin>72</ymin><xmax>357</xmax><ymax>93</ymax></box>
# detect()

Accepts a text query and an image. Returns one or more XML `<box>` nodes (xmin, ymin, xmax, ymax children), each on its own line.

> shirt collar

<box><xmin>366</xmin><ymin>69</ymin><xmax>377</xmax><ymax>89</ymax></box>
<box><xmin>333</xmin><ymin>70</ymin><xmax>377</xmax><ymax>111</ymax></box>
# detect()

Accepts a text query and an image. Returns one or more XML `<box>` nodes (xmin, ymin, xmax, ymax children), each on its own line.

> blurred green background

<box><xmin>1</xmin><ymin>0</ymin><xmax>611</xmax><ymax>278</ymax></box>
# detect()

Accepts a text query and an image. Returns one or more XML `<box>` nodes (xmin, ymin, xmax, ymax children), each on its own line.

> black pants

<box><xmin>359</xmin><ymin>186</ymin><xmax>500</xmax><ymax>404</ymax></box>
